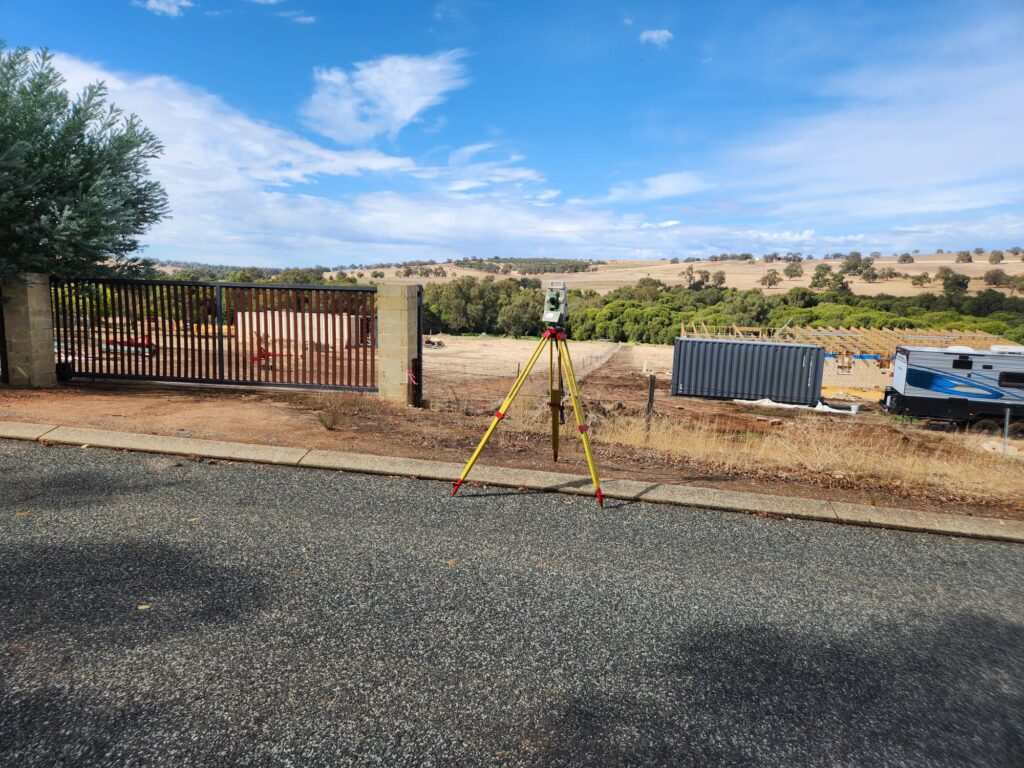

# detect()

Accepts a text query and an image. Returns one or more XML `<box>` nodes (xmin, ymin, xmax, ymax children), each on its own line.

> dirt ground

<box><xmin>2</xmin><ymin>337</ymin><xmax>1021</xmax><ymax>523</ymax></box>
<box><xmin>421</xmin><ymin>335</ymin><xmax>621</xmax><ymax>413</ymax></box>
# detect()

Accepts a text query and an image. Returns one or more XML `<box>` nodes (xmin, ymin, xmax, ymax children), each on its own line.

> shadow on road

<box><xmin>6</xmin><ymin>467</ymin><xmax>182</xmax><ymax>508</ymax></box>
<box><xmin>541</xmin><ymin>613</ymin><xmax>1024</xmax><ymax>766</ymax></box>
<box><xmin>0</xmin><ymin>541</ymin><xmax>276</xmax><ymax>645</ymax></box>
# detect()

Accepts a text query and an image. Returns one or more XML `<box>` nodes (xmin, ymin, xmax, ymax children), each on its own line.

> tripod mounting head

<box><xmin>542</xmin><ymin>281</ymin><xmax>568</xmax><ymax>327</ymax></box>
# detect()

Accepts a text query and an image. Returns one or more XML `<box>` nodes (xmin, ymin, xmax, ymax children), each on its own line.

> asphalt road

<box><xmin>1</xmin><ymin>439</ymin><xmax>1022</xmax><ymax>767</ymax></box>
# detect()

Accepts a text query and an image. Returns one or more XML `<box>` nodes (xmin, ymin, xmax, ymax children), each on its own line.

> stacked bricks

<box><xmin>1</xmin><ymin>273</ymin><xmax>56</xmax><ymax>388</ymax></box>
<box><xmin>376</xmin><ymin>284</ymin><xmax>418</xmax><ymax>405</ymax></box>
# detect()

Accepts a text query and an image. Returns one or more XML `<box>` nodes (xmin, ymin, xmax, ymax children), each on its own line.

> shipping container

<box><xmin>671</xmin><ymin>338</ymin><xmax>825</xmax><ymax>406</ymax></box>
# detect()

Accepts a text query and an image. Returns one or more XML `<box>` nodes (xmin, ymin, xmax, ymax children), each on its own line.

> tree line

<box><xmin>420</xmin><ymin>275</ymin><xmax>1024</xmax><ymax>345</ymax></box>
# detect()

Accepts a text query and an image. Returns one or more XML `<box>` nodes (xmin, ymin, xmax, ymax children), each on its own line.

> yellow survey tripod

<box><xmin>450</xmin><ymin>324</ymin><xmax>604</xmax><ymax>506</ymax></box>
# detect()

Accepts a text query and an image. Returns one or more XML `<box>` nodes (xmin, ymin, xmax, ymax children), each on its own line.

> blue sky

<box><xmin>3</xmin><ymin>0</ymin><xmax>1023</xmax><ymax>266</ymax></box>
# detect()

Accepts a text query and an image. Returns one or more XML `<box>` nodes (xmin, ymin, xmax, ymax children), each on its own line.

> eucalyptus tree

<box><xmin>0</xmin><ymin>45</ymin><xmax>168</xmax><ymax>283</ymax></box>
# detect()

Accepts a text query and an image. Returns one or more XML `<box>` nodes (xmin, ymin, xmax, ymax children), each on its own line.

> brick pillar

<box><xmin>376</xmin><ymin>284</ymin><xmax>419</xmax><ymax>405</ymax></box>
<box><xmin>1</xmin><ymin>273</ymin><xmax>56</xmax><ymax>388</ymax></box>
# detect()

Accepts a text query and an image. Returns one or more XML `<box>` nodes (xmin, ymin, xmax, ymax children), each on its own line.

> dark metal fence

<box><xmin>50</xmin><ymin>277</ymin><xmax>377</xmax><ymax>390</ymax></box>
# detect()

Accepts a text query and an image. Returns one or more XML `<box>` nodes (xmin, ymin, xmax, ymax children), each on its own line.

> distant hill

<box><xmin>156</xmin><ymin>250</ymin><xmax>1024</xmax><ymax>298</ymax></box>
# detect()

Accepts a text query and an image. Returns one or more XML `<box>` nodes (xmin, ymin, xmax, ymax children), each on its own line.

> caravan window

<box><xmin>952</xmin><ymin>358</ymin><xmax>973</xmax><ymax>370</ymax></box>
<box><xmin>999</xmin><ymin>371</ymin><xmax>1024</xmax><ymax>389</ymax></box>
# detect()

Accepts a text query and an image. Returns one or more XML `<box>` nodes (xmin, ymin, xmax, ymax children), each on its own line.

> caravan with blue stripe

<box><xmin>883</xmin><ymin>344</ymin><xmax>1024</xmax><ymax>431</ymax></box>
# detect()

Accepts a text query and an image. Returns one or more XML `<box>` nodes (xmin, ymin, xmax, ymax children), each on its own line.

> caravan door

<box><xmin>892</xmin><ymin>351</ymin><xmax>908</xmax><ymax>393</ymax></box>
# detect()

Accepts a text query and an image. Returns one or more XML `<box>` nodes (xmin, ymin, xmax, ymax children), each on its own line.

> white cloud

<box><xmin>726</xmin><ymin>26</ymin><xmax>1024</xmax><ymax>225</ymax></box>
<box><xmin>414</xmin><ymin>143</ymin><xmax>546</xmax><ymax>193</ymax></box>
<box><xmin>247</xmin><ymin>0</ymin><xmax>286</xmax><ymax>4</ymax></box>
<box><xmin>599</xmin><ymin>171</ymin><xmax>705</xmax><ymax>203</ymax></box>
<box><xmin>276</xmin><ymin>10</ymin><xmax>316</xmax><ymax>23</ymax></box>
<box><xmin>136</xmin><ymin>0</ymin><xmax>193</xmax><ymax>16</ymax></box>
<box><xmin>448</xmin><ymin>142</ymin><xmax>495</xmax><ymax>166</ymax></box>
<box><xmin>639</xmin><ymin>29</ymin><xmax>673</xmax><ymax>48</ymax></box>
<box><xmin>302</xmin><ymin>50</ymin><xmax>469</xmax><ymax>145</ymax></box>
<box><xmin>44</xmin><ymin>20</ymin><xmax>1024</xmax><ymax>268</ymax></box>
<box><xmin>51</xmin><ymin>53</ymin><xmax>420</xmax><ymax>260</ymax></box>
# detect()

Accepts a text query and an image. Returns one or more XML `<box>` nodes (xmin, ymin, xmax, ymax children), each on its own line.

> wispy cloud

<box><xmin>639</xmin><ymin>29</ymin><xmax>673</xmax><ymax>48</ymax></box>
<box><xmin>447</xmin><ymin>142</ymin><xmax>495</xmax><ymax>166</ymax></box>
<box><xmin>135</xmin><ymin>0</ymin><xmax>192</xmax><ymax>16</ymax></box>
<box><xmin>725</xmin><ymin>24</ymin><xmax>1024</xmax><ymax>225</ymax></box>
<box><xmin>45</xmin><ymin>16</ymin><xmax>1024</xmax><ymax>267</ymax></box>
<box><xmin>302</xmin><ymin>50</ymin><xmax>469</xmax><ymax>145</ymax></box>
<box><xmin>276</xmin><ymin>10</ymin><xmax>316</xmax><ymax>24</ymax></box>
<box><xmin>599</xmin><ymin>171</ymin><xmax>705</xmax><ymax>203</ymax></box>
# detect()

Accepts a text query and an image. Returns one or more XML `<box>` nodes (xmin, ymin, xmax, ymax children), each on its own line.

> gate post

<box><xmin>377</xmin><ymin>284</ymin><xmax>420</xmax><ymax>405</ymax></box>
<box><xmin>0</xmin><ymin>273</ymin><xmax>56</xmax><ymax>388</ymax></box>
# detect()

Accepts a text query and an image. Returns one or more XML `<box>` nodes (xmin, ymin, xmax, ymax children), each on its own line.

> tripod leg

<box><xmin>452</xmin><ymin>335</ymin><xmax>550</xmax><ymax>496</ymax></box>
<box><xmin>558</xmin><ymin>338</ymin><xmax>604</xmax><ymax>507</ymax></box>
<box><xmin>549</xmin><ymin>339</ymin><xmax>560</xmax><ymax>462</ymax></box>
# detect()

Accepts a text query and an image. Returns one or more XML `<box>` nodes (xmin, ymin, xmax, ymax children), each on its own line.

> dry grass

<box><xmin>592</xmin><ymin>411</ymin><xmax>1023</xmax><ymax>500</ymax></box>
<box><xmin>330</xmin><ymin>251</ymin><xmax>1024</xmax><ymax>297</ymax></box>
<box><xmin>313</xmin><ymin>391</ymin><xmax>369</xmax><ymax>430</ymax></box>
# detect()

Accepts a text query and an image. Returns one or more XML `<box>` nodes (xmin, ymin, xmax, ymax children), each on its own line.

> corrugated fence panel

<box><xmin>671</xmin><ymin>338</ymin><xmax>824</xmax><ymax>406</ymax></box>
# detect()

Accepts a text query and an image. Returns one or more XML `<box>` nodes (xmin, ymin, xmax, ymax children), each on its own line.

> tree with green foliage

<box><xmin>224</xmin><ymin>269</ymin><xmax>255</xmax><ymax>283</ymax></box>
<box><xmin>897</xmin><ymin>253</ymin><xmax>914</xmax><ymax>264</ymax></box>
<box><xmin>910</xmin><ymin>273</ymin><xmax>931</xmax><ymax>287</ymax></box>
<box><xmin>269</xmin><ymin>267</ymin><xmax>340</xmax><ymax>285</ymax></box>
<box><xmin>955</xmin><ymin>251</ymin><xmax>973</xmax><ymax>263</ymax></box>
<box><xmin>861</xmin><ymin>264</ymin><xmax>879</xmax><ymax>283</ymax></box>
<box><xmin>809</xmin><ymin>264</ymin><xmax>833</xmax><ymax>289</ymax></box>
<box><xmin>496</xmin><ymin>289</ymin><xmax>544</xmax><ymax>337</ymax></box>
<box><xmin>838</xmin><ymin>253</ymin><xmax>865</xmax><ymax>275</ymax></box>
<box><xmin>0</xmin><ymin>45</ymin><xmax>168</xmax><ymax>283</ymax></box>
<box><xmin>988</xmin><ymin>250</ymin><xmax>1004</xmax><ymax>264</ymax></box>
<box><xmin>711</xmin><ymin>270</ymin><xmax>726</xmax><ymax>287</ymax></box>
<box><xmin>759</xmin><ymin>269</ymin><xmax>783</xmax><ymax>289</ymax></box>
<box><xmin>783</xmin><ymin>262</ymin><xmax>803</xmax><ymax>280</ymax></box>
<box><xmin>937</xmin><ymin>267</ymin><xmax>970</xmax><ymax>298</ymax></box>
<box><xmin>828</xmin><ymin>272</ymin><xmax>851</xmax><ymax>292</ymax></box>
<box><xmin>983</xmin><ymin>268</ymin><xmax>1009</xmax><ymax>287</ymax></box>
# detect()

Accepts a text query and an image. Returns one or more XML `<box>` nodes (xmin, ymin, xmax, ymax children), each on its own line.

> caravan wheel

<box><xmin>1009</xmin><ymin>422</ymin><xmax>1024</xmax><ymax>440</ymax></box>
<box><xmin>969</xmin><ymin>419</ymin><xmax>1001</xmax><ymax>435</ymax></box>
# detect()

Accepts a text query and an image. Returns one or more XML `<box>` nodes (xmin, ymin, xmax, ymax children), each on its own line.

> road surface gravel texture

<box><xmin>1</xmin><ymin>439</ymin><xmax>1022</xmax><ymax>767</ymax></box>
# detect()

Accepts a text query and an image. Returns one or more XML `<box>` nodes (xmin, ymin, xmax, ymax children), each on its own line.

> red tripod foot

<box><xmin>595</xmin><ymin>488</ymin><xmax>604</xmax><ymax>507</ymax></box>
<box><xmin>451</xmin><ymin>479</ymin><xmax>463</xmax><ymax>496</ymax></box>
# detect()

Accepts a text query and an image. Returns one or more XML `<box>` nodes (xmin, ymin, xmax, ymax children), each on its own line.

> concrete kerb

<box><xmin>1</xmin><ymin>420</ymin><xmax>1021</xmax><ymax>543</ymax></box>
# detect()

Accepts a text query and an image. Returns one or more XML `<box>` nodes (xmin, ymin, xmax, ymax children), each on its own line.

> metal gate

<box><xmin>50</xmin><ymin>277</ymin><xmax>377</xmax><ymax>390</ymax></box>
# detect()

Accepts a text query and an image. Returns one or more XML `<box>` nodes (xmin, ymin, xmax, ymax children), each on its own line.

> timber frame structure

<box><xmin>679</xmin><ymin>323</ymin><xmax>1014</xmax><ymax>359</ymax></box>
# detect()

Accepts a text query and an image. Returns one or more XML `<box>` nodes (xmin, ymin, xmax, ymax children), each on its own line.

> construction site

<box><xmin>680</xmin><ymin>323</ymin><xmax>1016</xmax><ymax>398</ymax></box>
